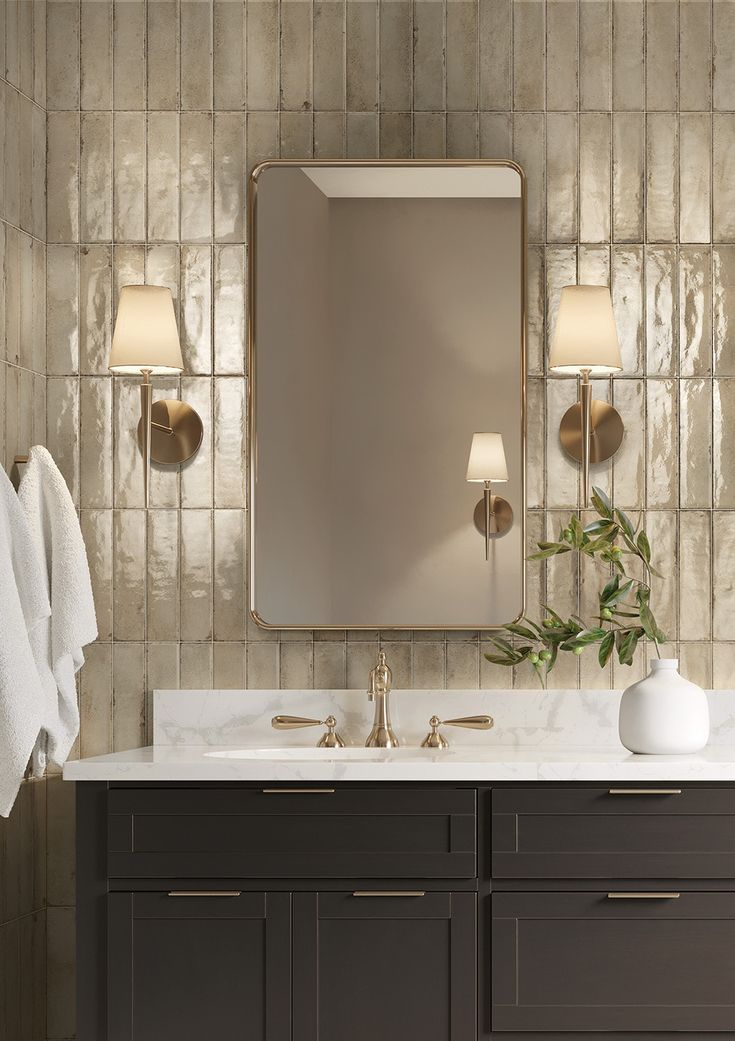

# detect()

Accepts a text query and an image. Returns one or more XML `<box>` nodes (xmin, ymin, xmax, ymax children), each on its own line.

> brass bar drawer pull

<box><xmin>608</xmin><ymin>788</ymin><xmax>682</xmax><ymax>796</ymax></box>
<box><xmin>352</xmin><ymin>891</ymin><xmax>426</xmax><ymax>898</ymax></box>
<box><xmin>168</xmin><ymin>891</ymin><xmax>242</xmax><ymax>898</ymax></box>
<box><xmin>607</xmin><ymin>892</ymin><xmax>680</xmax><ymax>900</ymax></box>
<box><xmin>261</xmin><ymin>788</ymin><xmax>335</xmax><ymax>794</ymax></box>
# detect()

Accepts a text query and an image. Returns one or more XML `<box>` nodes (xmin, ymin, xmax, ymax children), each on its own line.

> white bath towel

<box><xmin>0</xmin><ymin>465</ymin><xmax>51</xmax><ymax>817</ymax></box>
<box><xmin>18</xmin><ymin>446</ymin><xmax>98</xmax><ymax>771</ymax></box>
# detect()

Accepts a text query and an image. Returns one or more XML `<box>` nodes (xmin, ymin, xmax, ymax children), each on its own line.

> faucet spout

<box><xmin>365</xmin><ymin>651</ymin><xmax>400</xmax><ymax>748</ymax></box>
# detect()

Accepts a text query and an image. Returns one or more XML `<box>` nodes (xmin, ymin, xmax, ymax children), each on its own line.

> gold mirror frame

<box><xmin>247</xmin><ymin>159</ymin><xmax>527</xmax><ymax>631</ymax></box>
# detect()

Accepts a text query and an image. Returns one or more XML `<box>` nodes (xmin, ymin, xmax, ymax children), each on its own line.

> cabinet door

<box><xmin>492</xmin><ymin>891</ymin><xmax>735</xmax><ymax>1032</ymax></box>
<box><xmin>293</xmin><ymin>891</ymin><xmax>476</xmax><ymax>1041</ymax></box>
<box><xmin>108</xmin><ymin>891</ymin><xmax>290</xmax><ymax>1041</ymax></box>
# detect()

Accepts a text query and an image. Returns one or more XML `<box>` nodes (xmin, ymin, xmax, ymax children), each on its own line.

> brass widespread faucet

<box><xmin>365</xmin><ymin>651</ymin><xmax>400</xmax><ymax>748</ymax></box>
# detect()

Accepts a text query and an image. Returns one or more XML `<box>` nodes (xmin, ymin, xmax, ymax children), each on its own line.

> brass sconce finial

<box><xmin>109</xmin><ymin>285</ymin><xmax>203</xmax><ymax>507</ymax></box>
<box><xmin>466</xmin><ymin>432</ymin><xmax>513</xmax><ymax>558</ymax></box>
<box><xmin>550</xmin><ymin>285</ymin><xmax>624</xmax><ymax>506</ymax></box>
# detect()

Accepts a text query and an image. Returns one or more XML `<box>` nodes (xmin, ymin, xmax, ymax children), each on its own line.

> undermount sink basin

<box><xmin>204</xmin><ymin>746</ymin><xmax>442</xmax><ymax>761</ymax></box>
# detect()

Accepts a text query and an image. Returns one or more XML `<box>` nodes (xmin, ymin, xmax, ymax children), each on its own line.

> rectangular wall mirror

<box><xmin>249</xmin><ymin>161</ymin><xmax>526</xmax><ymax>630</ymax></box>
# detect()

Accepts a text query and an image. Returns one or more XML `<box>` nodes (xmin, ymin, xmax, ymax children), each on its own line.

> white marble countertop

<box><xmin>62</xmin><ymin>743</ymin><xmax>735</xmax><ymax>783</ymax></box>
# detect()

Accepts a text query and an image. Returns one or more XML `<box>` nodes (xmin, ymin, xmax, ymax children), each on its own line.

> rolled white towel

<box><xmin>18</xmin><ymin>446</ymin><xmax>98</xmax><ymax>770</ymax></box>
<box><xmin>0</xmin><ymin>466</ymin><xmax>51</xmax><ymax>817</ymax></box>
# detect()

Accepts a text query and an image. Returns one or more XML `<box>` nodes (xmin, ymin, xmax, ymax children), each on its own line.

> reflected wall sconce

<box><xmin>466</xmin><ymin>432</ymin><xmax>513</xmax><ymax>559</ymax></box>
<box><xmin>549</xmin><ymin>285</ymin><xmax>624</xmax><ymax>507</ymax></box>
<box><xmin>109</xmin><ymin>285</ymin><xmax>204</xmax><ymax>507</ymax></box>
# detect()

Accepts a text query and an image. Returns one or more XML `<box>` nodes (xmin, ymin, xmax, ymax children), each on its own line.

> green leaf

<box><xmin>604</xmin><ymin>578</ymin><xmax>635</xmax><ymax>607</ymax></box>
<box><xmin>639</xmin><ymin>603</ymin><xmax>658</xmax><ymax>641</ymax></box>
<box><xmin>528</xmin><ymin>545</ymin><xmax>572</xmax><ymax>560</ymax></box>
<box><xmin>562</xmin><ymin>627</ymin><xmax>606</xmax><ymax>650</ymax></box>
<box><xmin>490</xmin><ymin>636</ymin><xmax>520</xmax><ymax>658</ymax></box>
<box><xmin>591</xmin><ymin>486</ymin><xmax>613</xmax><ymax>518</ymax></box>
<box><xmin>601</xmin><ymin>574</ymin><xmax>620</xmax><ymax>602</ymax></box>
<box><xmin>504</xmin><ymin>623</ymin><xmax>540</xmax><ymax>642</ymax></box>
<box><xmin>541</xmin><ymin>604</ymin><xmax>564</xmax><ymax>625</ymax></box>
<box><xmin>583</xmin><ymin>519</ymin><xmax>616</xmax><ymax>537</ymax></box>
<box><xmin>617</xmin><ymin>627</ymin><xmax>644</xmax><ymax>666</ymax></box>
<box><xmin>598</xmin><ymin>630</ymin><xmax>615</xmax><ymax>668</ymax></box>
<box><xmin>569</xmin><ymin>515</ymin><xmax>585</xmax><ymax>548</ymax></box>
<box><xmin>484</xmin><ymin>654</ymin><xmax>515</xmax><ymax>667</ymax></box>
<box><xmin>637</xmin><ymin>530</ymin><xmax>651</xmax><ymax>564</ymax></box>
<box><xmin>615</xmin><ymin>508</ymin><xmax>637</xmax><ymax>541</ymax></box>
<box><xmin>647</xmin><ymin>564</ymin><xmax>664</xmax><ymax>579</ymax></box>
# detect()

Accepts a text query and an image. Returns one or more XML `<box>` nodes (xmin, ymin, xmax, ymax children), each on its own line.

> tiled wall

<box><xmin>36</xmin><ymin>0</ymin><xmax>735</xmax><ymax>1034</ymax></box>
<box><xmin>1</xmin><ymin>2</ymin><xmax>48</xmax><ymax>1039</ymax></box>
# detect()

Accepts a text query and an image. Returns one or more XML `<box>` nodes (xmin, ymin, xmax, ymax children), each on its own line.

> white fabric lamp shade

<box><xmin>549</xmin><ymin>284</ymin><xmax>622</xmax><ymax>375</ymax></box>
<box><xmin>466</xmin><ymin>432</ymin><xmax>509</xmax><ymax>483</ymax></box>
<box><xmin>109</xmin><ymin>285</ymin><xmax>184</xmax><ymax>375</ymax></box>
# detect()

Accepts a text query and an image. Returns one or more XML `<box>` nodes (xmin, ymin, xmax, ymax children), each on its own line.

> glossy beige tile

<box><xmin>146</xmin><ymin>112</ymin><xmax>179</xmax><ymax>243</ymax></box>
<box><xmin>611</xmin><ymin>244</ymin><xmax>644</xmax><ymax>375</ymax></box>
<box><xmin>446</xmin><ymin>111</ymin><xmax>477</xmax><ymax>158</ymax></box>
<box><xmin>380</xmin><ymin>0</ymin><xmax>411</xmax><ymax>111</ymax></box>
<box><xmin>112</xmin><ymin>510</ymin><xmax>146</xmax><ymax>640</ymax></box>
<box><xmin>18</xmin><ymin>232</ymin><xmax>32</xmax><ymax>370</ymax></box>
<box><xmin>314</xmin><ymin>111</ymin><xmax>345</xmax><ymax>158</ymax></box>
<box><xmin>113</xmin><ymin>0</ymin><xmax>145</xmax><ymax>109</ymax></box>
<box><xmin>578</xmin><ymin>0</ymin><xmax>610</xmax><ymax>109</ymax></box>
<box><xmin>17</xmin><ymin>95</ymin><xmax>32</xmax><ymax>236</ymax></box>
<box><xmin>713</xmin><ymin>115</ymin><xmax>735</xmax><ymax>241</ymax></box>
<box><xmin>33</xmin><ymin>0</ymin><xmax>47</xmax><ymax>107</ymax></box>
<box><xmin>413</xmin><ymin>0</ymin><xmax>444</xmax><ymax>110</ymax></box>
<box><xmin>46</xmin><ymin>377</ymin><xmax>80</xmax><ymax>504</ymax></box>
<box><xmin>81</xmin><ymin>0</ymin><xmax>112</xmax><ymax>110</ymax></box>
<box><xmin>80</xmin><ymin>112</ymin><xmax>112</xmax><ymax>243</ymax></box>
<box><xmin>180</xmin><ymin>642</ymin><xmax>214</xmax><ymax>688</ymax></box>
<box><xmin>611</xmin><ymin>378</ymin><xmax>645</xmax><ymax>510</ymax></box>
<box><xmin>280</xmin><ymin>641</ymin><xmax>314</xmax><ymax>689</ymax></box>
<box><xmin>180</xmin><ymin>376</ymin><xmax>213</xmax><ymax>507</ymax></box>
<box><xmin>31</xmin><ymin>104</ymin><xmax>46</xmax><ymax>242</ymax></box>
<box><xmin>713</xmin><ymin>642</ymin><xmax>735</xmax><ymax>688</ymax></box>
<box><xmin>79</xmin><ymin>245</ymin><xmax>112</xmax><ymax>376</ymax></box>
<box><xmin>281</xmin><ymin>0</ymin><xmax>313</xmax><ymax>111</ymax></box>
<box><xmin>526</xmin><ymin>246</ymin><xmax>544</xmax><ymax>376</ymax></box>
<box><xmin>513</xmin><ymin>0</ymin><xmax>545</xmax><ymax>110</ymax></box>
<box><xmin>214</xmin><ymin>509</ymin><xmax>246</xmax><ymax>640</ymax></box>
<box><xmin>679</xmin><ymin>642</ymin><xmax>712</xmax><ymax>689</ymax></box>
<box><xmin>246</xmin><ymin>111</ymin><xmax>280</xmax><ymax>176</ymax></box>
<box><xmin>247</xmin><ymin>1</ymin><xmax>280</xmax><ymax>110</ymax></box>
<box><xmin>214</xmin><ymin>245</ymin><xmax>245</xmax><ymax>374</ymax></box>
<box><xmin>680</xmin><ymin>378</ymin><xmax>713</xmax><ymax>509</ymax></box>
<box><xmin>214</xmin><ymin>114</ymin><xmax>245</xmax><ymax>241</ymax></box>
<box><xmin>47</xmin><ymin>246</ymin><xmax>79</xmax><ymax>375</ymax></box>
<box><xmin>314</xmin><ymin>0</ymin><xmax>345</xmax><ymax>110</ymax></box>
<box><xmin>714</xmin><ymin>245</ymin><xmax>735</xmax><ymax>374</ymax></box>
<box><xmin>4</xmin><ymin>226</ymin><xmax>20</xmax><ymax>366</ymax></box>
<box><xmin>679</xmin><ymin>511</ymin><xmax>711</xmax><ymax>642</ymax></box>
<box><xmin>314</xmin><ymin>640</ymin><xmax>347</xmax><ymax>688</ymax></box>
<box><xmin>714</xmin><ymin>379</ymin><xmax>735</xmax><ymax>508</ymax></box>
<box><xmin>148</xmin><ymin>0</ymin><xmax>180</xmax><ymax>110</ymax></box>
<box><xmin>180</xmin><ymin>510</ymin><xmax>213</xmax><ymax>642</ymax></box>
<box><xmin>612</xmin><ymin>0</ymin><xmax>643</xmax><ymax>110</ymax></box>
<box><xmin>713</xmin><ymin>513</ymin><xmax>735</xmax><ymax>640</ymax></box>
<box><xmin>380</xmin><ymin>111</ymin><xmax>411</xmax><ymax>158</ymax></box>
<box><xmin>213</xmin><ymin>377</ymin><xmax>246</xmax><ymax>508</ymax></box>
<box><xmin>680</xmin><ymin>0</ymin><xmax>711</xmax><ymax>110</ymax></box>
<box><xmin>147</xmin><ymin>642</ymin><xmax>180</xmax><ymax>698</ymax></box>
<box><xmin>80</xmin><ymin>510</ymin><xmax>113</xmax><ymax>641</ymax></box>
<box><xmin>479</xmin><ymin>111</ymin><xmax>512</xmax><ymax>158</ymax></box>
<box><xmin>112</xmin><ymin>112</ymin><xmax>146</xmax><ymax>242</ymax></box>
<box><xmin>714</xmin><ymin>0</ymin><xmax>735</xmax><ymax>109</ymax></box>
<box><xmin>213</xmin><ymin>643</ymin><xmax>246</xmax><ymax>688</ymax></box>
<box><xmin>112</xmin><ymin>642</ymin><xmax>146</xmax><ymax>750</ymax></box>
<box><xmin>680</xmin><ymin>246</ymin><xmax>712</xmax><ymax>376</ymax></box>
<box><xmin>479</xmin><ymin>0</ymin><xmax>510</xmax><ymax>109</ymax></box>
<box><xmin>646</xmin><ymin>380</ymin><xmax>678</xmax><ymax>509</ymax></box>
<box><xmin>646</xmin><ymin>0</ymin><xmax>677</xmax><ymax>110</ymax></box>
<box><xmin>546</xmin><ymin>0</ymin><xmax>577</xmax><ymax>110</ymax></box>
<box><xmin>180</xmin><ymin>0</ymin><xmax>212</xmax><ymax>109</ymax></box>
<box><xmin>112</xmin><ymin>377</ymin><xmax>145</xmax><ymax>508</ymax></box>
<box><xmin>546</xmin><ymin>113</ymin><xmax>577</xmax><ymax>243</ymax></box>
<box><xmin>347</xmin><ymin>110</ymin><xmax>378</xmax><ymax>157</ymax></box>
<box><xmin>527</xmin><ymin>378</ymin><xmax>545</xmax><ymax>509</ymax></box>
<box><xmin>646</xmin><ymin>113</ymin><xmax>678</xmax><ymax>244</ymax></box>
<box><xmin>546</xmin><ymin>377</ymin><xmax>579</xmax><ymax>509</ymax></box>
<box><xmin>446</xmin><ymin>1</ymin><xmax>477</xmax><ymax>110</ymax></box>
<box><xmin>147</xmin><ymin>510</ymin><xmax>180</xmax><ymax>642</ymax></box>
<box><xmin>80</xmin><ymin>377</ymin><xmax>113</xmax><ymax>509</ymax></box>
<box><xmin>213</xmin><ymin>0</ymin><xmax>244</xmax><ymax>110</ymax></box>
<box><xmin>579</xmin><ymin>113</ymin><xmax>610</xmax><ymax>244</ymax></box>
<box><xmin>346</xmin><ymin>0</ymin><xmax>377</xmax><ymax>111</ymax></box>
<box><xmin>4</xmin><ymin>84</ymin><xmax>20</xmax><ymax>229</ymax></box>
<box><xmin>180</xmin><ymin>112</ymin><xmax>213</xmax><ymax>243</ymax></box>
<box><xmin>247</xmin><ymin>642</ymin><xmax>279</xmax><ymax>687</ymax></box>
<box><xmin>46</xmin><ymin>0</ymin><xmax>79</xmax><ymax>110</ymax></box>
<box><xmin>280</xmin><ymin>110</ymin><xmax>313</xmax><ymax>158</ymax></box>
<box><xmin>680</xmin><ymin>114</ymin><xmax>711</xmax><ymax>245</ymax></box>
<box><xmin>645</xmin><ymin>247</ymin><xmax>677</xmax><ymax>376</ymax></box>
<box><xmin>180</xmin><ymin>245</ymin><xmax>212</xmax><ymax>374</ymax></box>
<box><xmin>512</xmin><ymin>112</ymin><xmax>544</xmax><ymax>243</ymax></box>
<box><xmin>47</xmin><ymin>112</ymin><xmax>80</xmax><ymax>244</ymax></box>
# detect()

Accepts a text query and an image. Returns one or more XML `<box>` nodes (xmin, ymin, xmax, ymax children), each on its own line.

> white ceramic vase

<box><xmin>618</xmin><ymin>658</ymin><xmax>710</xmax><ymax>754</ymax></box>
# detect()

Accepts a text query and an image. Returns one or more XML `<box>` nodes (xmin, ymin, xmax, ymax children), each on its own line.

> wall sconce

<box><xmin>466</xmin><ymin>432</ymin><xmax>513</xmax><ymax>560</ymax></box>
<box><xmin>109</xmin><ymin>285</ymin><xmax>203</xmax><ymax>507</ymax></box>
<box><xmin>549</xmin><ymin>285</ymin><xmax>623</xmax><ymax>507</ymax></box>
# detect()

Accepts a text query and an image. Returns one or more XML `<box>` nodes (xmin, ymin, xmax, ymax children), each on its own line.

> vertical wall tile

<box><xmin>46</xmin><ymin>377</ymin><xmax>80</xmax><ymax>505</ymax></box>
<box><xmin>612</xmin><ymin>0</ymin><xmax>643</xmax><ymax>110</ymax></box>
<box><xmin>680</xmin><ymin>114</ymin><xmax>711</xmax><ymax>245</ymax></box>
<box><xmin>46</xmin><ymin>0</ymin><xmax>79</xmax><ymax>109</ymax></box>
<box><xmin>247</xmin><ymin>1</ymin><xmax>280</xmax><ymax>110</ymax></box>
<box><xmin>380</xmin><ymin>111</ymin><xmax>411</xmax><ymax>158</ymax></box>
<box><xmin>413</xmin><ymin>1</ymin><xmax>444</xmax><ymax>111</ymax></box>
<box><xmin>4</xmin><ymin>226</ymin><xmax>20</xmax><ymax>365</ymax></box>
<box><xmin>79</xmin><ymin>641</ymin><xmax>112</xmax><ymax>757</ymax></box>
<box><xmin>214</xmin><ymin>509</ymin><xmax>245</xmax><ymax>640</ymax></box>
<box><xmin>513</xmin><ymin>112</ymin><xmax>545</xmax><ymax>243</ymax></box>
<box><xmin>80</xmin><ymin>510</ymin><xmax>113</xmax><ymax>641</ymax></box>
<box><xmin>180</xmin><ymin>112</ymin><xmax>213</xmax><ymax>243</ymax></box>
<box><xmin>80</xmin><ymin>113</ymin><xmax>112</xmax><ymax>242</ymax></box>
<box><xmin>213</xmin><ymin>378</ymin><xmax>246</xmax><ymax>508</ymax></box>
<box><xmin>180</xmin><ymin>245</ymin><xmax>212</xmax><ymax>373</ymax></box>
<box><xmin>347</xmin><ymin>111</ymin><xmax>378</xmax><ymax>156</ymax></box>
<box><xmin>714</xmin><ymin>0</ymin><xmax>735</xmax><ymax>110</ymax></box>
<box><xmin>645</xmin><ymin>247</ymin><xmax>677</xmax><ymax>376</ymax></box>
<box><xmin>380</xmin><ymin>0</ymin><xmax>411</xmax><ymax>111</ymax></box>
<box><xmin>513</xmin><ymin>0</ymin><xmax>545</xmax><ymax>109</ymax></box>
<box><xmin>611</xmin><ymin>245</ymin><xmax>644</xmax><ymax>375</ymax></box>
<box><xmin>280</xmin><ymin>110</ymin><xmax>313</xmax><ymax>158</ymax></box>
<box><xmin>446</xmin><ymin>1</ymin><xmax>477</xmax><ymax>110</ymax></box>
<box><xmin>646</xmin><ymin>113</ymin><xmax>678</xmax><ymax>243</ymax></box>
<box><xmin>31</xmin><ymin>105</ymin><xmax>46</xmax><ymax>243</ymax></box>
<box><xmin>680</xmin><ymin>0</ymin><xmax>711</xmax><ymax>110</ymax></box>
<box><xmin>113</xmin><ymin>510</ymin><xmax>146</xmax><ymax>640</ymax></box>
<box><xmin>346</xmin><ymin>0</ymin><xmax>377</xmax><ymax>111</ymax></box>
<box><xmin>213</xmin><ymin>643</ymin><xmax>246</xmax><ymax>688</ymax></box>
<box><xmin>47</xmin><ymin>246</ymin><xmax>79</xmax><ymax>375</ymax></box>
<box><xmin>214</xmin><ymin>0</ymin><xmax>244</xmax><ymax>110</ymax></box>
<box><xmin>181</xmin><ymin>510</ymin><xmax>212</xmax><ymax>641</ymax></box>
<box><xmin>33</xmin><ymin>0</ymin><xmax>47</xmax><ymax>107</ymax></box>
<box><xmin>612</xmin><ymin>379</ymin><xmax>645</xmax><ymax>509</ymax></box>
<box><xmin>546</xmin><ymin>0</ymin><xmax>577</xmax><ymax>110</ymax></box>
<box><xmin>281</xmin><ymin>0</ymin><xmax>313</xmax><ymax>111</ymax></box>
<box><xmin>446</xmin><ymin>112</ymin><xmax>477</xmax><ymax>158</ymax></box>
<box><xmin>214</xmin><ymin>245</ymin><xmax>245</xmax><ymax>374</ymax></box>
<box><xmin>113</xmin><ymin>112</ymin><xmax>146</xmax><ymax>242</ymax></box>
<box><xmin>147</xmin><ymin>510</ymin><xmax>180</xmax><ymax>641</ymax></box>
<box><xmin>480</xmin><ymin>0</ymin><xmax>511</xmax><ymax>109</ymax></box>
<box><xmin>280</xmin><ymin>641</ymin><xmax>314</xmax><ymax>689</ymax></box>
<box><xmin>314</xmin><ymin>0</ymin><xmax>345</xmax><ymax>109</ymax></box>
<box><xmin>680</xmin><ymin>379</ymin><xmax>712</xmax><ymax>508</ymax></box>
<box><xmin>646</xmin><ymin>0</ymin><xmax>677</xmax><ymax>110</ymax></box>
<box><xmin>546</xmin><ymin>113</ymin><xmax>578</xmax><ymax>242</ymax></box>
<box><xmin>18</xmin><ymin>96</ymin><xmax>32</xmax><ymax>236</ymax></box>
<box><xmin>714</xmin><ymin>245</ymin><xmax>735</xmax><ymax>374</ymax></box>
<box><xmin>80</xmin><ymin>377</ymin><xmax>113</xmax><ymax>509</ymax></box>
<box><xmin>181</xmin><ymin>0</ymin><xmax>213</xmax><ymax>109</ymax></box>
<box><xmin>646</xmin><ymin>380</ymin><xmax>678</xmax><ymax>508</ymax></box>
<box><xmin>526</xmin><ymin>378</ymin><xmax>545</xmax><ymax>508</ymax></box>
<box><xmin>81</xmin><ymin>0</ymin><xmax>112</xmax><ymax>110</ymax></box>
<box><xmin>714</xmin><ymin>115</ymin><xmax>735</xmax><ymax>242</ymax></box>
<box><xmin>47</xmin><ymin>112</ymin><xmax>80</xmax><ymax>244</ymax></box>
<box><xmin>246</xmin><ymin>111</ymin><xmax>279</xmax><ymax>176</ymax></box>
<box><xmin>612</xmin><ymin>113</ymin><xmax>644</xmax><ymax>242</ymax></box>
<box><xmin>180</xmin><ymin>376</ymin><xmax>213</xmax><ymax>507</ymax></box>
<box><xmin>148</xmin><ymin>0</ymin><xmax>180</xmax><ymax>109</ymax></box>
<box><xmin>680</xmin><ymin>247</ymin><xmax>712</xmax><ymax>377</ymax></box>
<box><xmin>113</xmin><ymin>0</ymin><xmax>146</xmax><ymax>110</ymax></box>
<box><xmin>147</xmin><ymin>112</ymin><xmax>179</xmax><ymax>242</ymax></box>
<box><xmin>714</xmin><ymin>380</ymin><xmax>735</xmax><ymax>508</ymax></box>
<box><xmin>579</xmin><ymin>113</ymin><xmax>611</xmax><ymax>244</ymax></box>
<box><xmin>479</xmin><ymin>112</ymin><xmax>511</xmax><ymax>158</ymax></box>
<box><xmin>112</xmin><ymin>377</ymin><xmax>145</xmax><ymax>508</ymax></box>
<box><xmin>579</xmin><ymin>0</ymin><xmax>610</xmax><ymax>109</ymax></box>
<box><xmin>214</xmin><ymin>114</ymin><xmax>245</xmax><ymax>242</ymax></box>
<box><xmin>112</xmin><ymin>643</ymin><xmax>146</xmax><ymax>750</ymax></box>
<box><xmin>713</xmin><ymin>513</ymin><xmax>735</xmax><ymax>640</ymax></box>
<box><xmin>80</xmin><ymin>245</ymin><xmax>112</xmax><ymax>375</ymax></box>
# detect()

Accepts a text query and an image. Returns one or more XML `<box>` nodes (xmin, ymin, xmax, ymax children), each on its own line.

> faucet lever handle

<box><xmin>420</xmin><ymin>714</ymin><xmax>494</xmax><ymax>749</ymax></box>
<box><xmin>271</xmin><ymin>715</ymin><xmax>346</xmax><ymax>749</ymax></box>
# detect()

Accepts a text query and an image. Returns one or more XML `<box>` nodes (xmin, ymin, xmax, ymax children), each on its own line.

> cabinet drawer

<box><xmin>491</xmin><ymin>890</ymin><xmax>735</xmax><ymax>1032</ymax></box>
<box><xmin>107</xmin><ymin>786</ymin><xmax>476</xmax><ymax>879</ymax></box>
<box><xmin>492</xmin><ymin>786</ymin><xmax>735</xmax><ymax>878</ymax></box>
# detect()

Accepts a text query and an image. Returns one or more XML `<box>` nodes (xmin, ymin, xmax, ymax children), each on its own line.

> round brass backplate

<box><xmin>137</xmin><ymin>399</ymin><xmax>204</xmax><ymax>465</ymax></box>
<box><xmin>559</xmin><ymin>400</ymin><xmax>624</xmax><ymax>464</ymax></box>
<box><xmin>473</xmin><ymin>496</ymin><xmax>514</xmax><ymax>538</ymax></box>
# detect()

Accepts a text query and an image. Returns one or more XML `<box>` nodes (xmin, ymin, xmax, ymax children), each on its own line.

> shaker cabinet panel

<box><xmin>491</xmin><ymin>891</ymin><xmax>735</xmax><ymax>1032</ymax></box>
<box><xmin>293</xmin><ymin>891</ymin><xmax>476</xmax><ymax>1041</ymax></box>
<box><xmin>107</xmin><ymin>891</ymin><xmax>291</xmax><ymax>1041</ymax></box>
